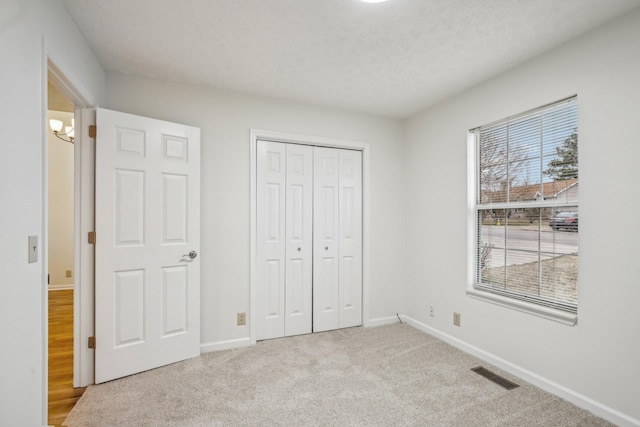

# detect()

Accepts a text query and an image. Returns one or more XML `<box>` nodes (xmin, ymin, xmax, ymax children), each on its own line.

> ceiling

<box><xmin>63</xmin><ymin>0</ymin><xmax>639</xmax><ymax>118</ymax></box>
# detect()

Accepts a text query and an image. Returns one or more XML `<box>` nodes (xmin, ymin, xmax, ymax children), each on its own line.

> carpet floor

<box><xmin>64</xmin><ymin>323</ymin><xmax>612</xmax><ymax>426</ymax></box>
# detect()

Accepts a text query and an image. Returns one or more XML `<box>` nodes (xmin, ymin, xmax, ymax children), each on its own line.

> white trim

<box><xmin>466</xmin><ymin>288</ymin><xmax>577</xmax><ymax>326</ymax></box>
<box><xmin>250</xmin><ymin>133</ymin><xmax>257</xmax><ymax>345</ymax></box>
<box><xmin>41</xmin><ymin>37</ymin><xmax>50</xmax><ymax>427</ymax></box>
<box><xmin>249</xmin><ymin>129</ymin><xmax>370</xmax><ymax>344</ymax></box>
<box><xmin>401</xmin><ymin>315</ymin><xmax>640</xmax><ymax>427</ymax></box>
<box><xmin>200</xmin><ymin>337</ymin><xmax>251</xmax><ymax>354</ymax></box>
<box><xmin>366</xmin><ymin>316</ymin><xmax>401</xmax><ymax>328</ymax></box>
<box><xmin>466</xmin><ymin>132</ymin><xmax>477</xmax><ymax>295</ymax></box>
<box><xmin>75</xmin><ymin>108</ymin><xmax>96</xmax><ymax>387</ymax></box>
<box><xmin>48</xmin><ymin>284</ymin><xmax>74</xmax><ymax>291</ymax></box>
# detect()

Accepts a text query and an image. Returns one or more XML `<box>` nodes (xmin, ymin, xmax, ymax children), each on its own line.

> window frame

<box><xmin>466</xmin><ymin>97</ymin><xmax>578</xmax><ymax>325</ymax></box>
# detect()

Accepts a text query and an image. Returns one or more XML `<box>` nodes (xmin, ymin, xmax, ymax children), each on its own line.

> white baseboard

<box><xmin>400</xmin><ymin>315</ymin><xmax>640</xmax><ymax>427</ymax></box>
<box><xmin>199</xmin><ymin>315</ymin><xmax>402</xmax><ymax>353</ymax></box>
<box><xmin>48</xmin><ymin>283</ymin><xmax>74</xmax><ymax>291</ymax></box>
<box><xmin>200</xmin><ymin>337</ymin><xmax>251</xmax><ymax>354</ymax></box>
<box><xmin>366</xmin><ymin>315</ymin><xmax>401</xmax><ymax>328</ymax></box>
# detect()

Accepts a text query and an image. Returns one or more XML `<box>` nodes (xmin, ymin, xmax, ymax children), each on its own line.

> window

<box><xmin>470</xmin><ymin>97</ymin><xmax>578</xmax><ymax>319</ymax></box>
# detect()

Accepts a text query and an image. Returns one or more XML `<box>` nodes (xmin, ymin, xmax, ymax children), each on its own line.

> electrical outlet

<box><xmin>237</xmin><ymin>312</ymin><xmax>246</xmax><ymax>326</ymax></box>
<box><xmin>453</xmin><ymin>312</ymin><xmax>461</xmax><ymax>327</ymax></box>
<box><xmin>66</xmin><ymin>270</ymin><xmax>72</xmax><ymax>278</ymax></box>
<box><xmin>429</xmin><ymin>306</ymin><xmax>435</xmax><ymax>317</ymax></box>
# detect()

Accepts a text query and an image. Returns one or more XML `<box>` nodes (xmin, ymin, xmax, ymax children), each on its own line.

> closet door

<box><xmin>313</xmin><ymin>147</ymin><xmax>363</xmax><ymax>332</ymax></box>
<box><xmin>284</xmin><ymin>144</ymin><xmax>313</xmax><ymax>336</ymax></box>
<box><xmin>258</xmin><ymin>142</ymin><xmax>361</xmax><ymax>338</ymax></box>
<box><xmin>338</xmin><ymin>149</ymin><xmax>362</xmax><ymax>328</ymax></box>
<box><xmin>313</xmin><ymin>147</ymin><xmax>341</xmax><ymax>332</ymax></box>
<box><xmin>256</xmin><ymin>141</ymin><xmax>313</xmax><ymax>340</ymax></box>
<box><xmin>256</xmin><ymin>141</ymin><xmax>286</xmax><ymax>340</ymax></box>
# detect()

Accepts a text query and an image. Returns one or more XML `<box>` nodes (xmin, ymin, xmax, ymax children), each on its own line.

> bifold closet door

<box><xmin>313</xmin><ymin>147</ymin><xmax>362</xmax><ymax>332</ymax></box>
<box><xmin>256</xmin><ymin>141</ymin><xmax>313</xmax><ymax>340</ymax></box>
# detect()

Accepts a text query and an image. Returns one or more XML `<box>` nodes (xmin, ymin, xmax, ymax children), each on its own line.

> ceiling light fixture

<box><xmin>49</xmin><ymin>118</ymin><xmax>75</xmax><ymax>143</ymax></box>
<box><xmin>360</xmin><ymin>0</ymin><xmax>389</xmax><ymax>3</ymax></box>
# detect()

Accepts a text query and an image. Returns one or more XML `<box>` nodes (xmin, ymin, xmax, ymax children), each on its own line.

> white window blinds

<box><xmin>473</xmin><ymin>97</ymin><xmax>579</xmax><ymax>313</ymax></box>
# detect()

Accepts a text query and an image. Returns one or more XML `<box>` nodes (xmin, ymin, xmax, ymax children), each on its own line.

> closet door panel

<box><xmin>285</xmin><ymin>144</ymin><xmax>313</xmax><ymax>336</ymax></box>
<box><xmin>339</xmin><ymin>150</ymin><xmax>363</xmax><ymax>328</ymax></box>
<box><xmin>313</xmin><ymin>147</ymin><xmax>340</xmax><ymax>332</ymax></box>
<box><xmin>256</xmin><ymin>141</ymin><xmax>287</xmax><ymax>340</ymax></box>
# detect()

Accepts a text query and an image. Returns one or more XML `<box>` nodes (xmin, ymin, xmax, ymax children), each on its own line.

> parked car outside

<box><xmin>549</xmin><ymin>212</ymin><xmax>578</xmax><ymax>231</ymax></box>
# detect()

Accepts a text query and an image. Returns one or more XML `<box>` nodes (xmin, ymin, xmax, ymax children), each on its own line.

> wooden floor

<box><xmin>48</xmin><ymin>289</ymin><xmax>85</xmax><ymax>427</ymax></box>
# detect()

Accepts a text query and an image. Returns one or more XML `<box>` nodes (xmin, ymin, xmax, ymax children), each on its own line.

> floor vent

<box><xmin>471</xmin><ymin>366</ymin><xmax>519</xmax><ymax>390</ymax></box>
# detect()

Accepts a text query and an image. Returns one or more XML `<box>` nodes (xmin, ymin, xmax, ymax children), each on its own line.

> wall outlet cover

<box><xmin>453</xmin><ymin>312</ymin><xmax>461</xmax><ymax>327</ymax></box>
<box><xmin>237</xmin><ymin>312</ymin><xmax>246</xmax><ymax>326</ymax></box>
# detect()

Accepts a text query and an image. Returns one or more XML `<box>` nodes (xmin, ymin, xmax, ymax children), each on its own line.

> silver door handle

<box><xmin>182</xmin><ymin>250</ymin><xmax>198</xmax><ymax>259</ymax></box>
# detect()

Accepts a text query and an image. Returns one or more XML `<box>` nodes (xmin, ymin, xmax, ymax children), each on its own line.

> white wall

<box><xmin>104</xmin><ymin>73</ymin><xmax>406</xmax><ymax>346</ymax></box>
<box><xmin>0</xmin><ymin>0</ymin><xmax>105</xmax><ymax>425</ymax></box>
<box><xmin>404</xmin><ymin>8</ymin><xmax>640</xmax><ymax>426</ymax></box>
<box><xmin>47</xmin><ymin>110</ymin><xmax>74</xmax><ymax>288</ymax></box>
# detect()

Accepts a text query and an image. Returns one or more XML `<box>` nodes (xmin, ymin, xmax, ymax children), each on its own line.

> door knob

<box><xmin>297</xmin><ymin>247</ymin><xmax>302</xmax><ymax>252</ymax></box>
<box><xmin>325</xmin><ymin>246</ymin><xmax>328</xmax><ymax>251</ymax></box>
<box><xmin>182</xmin><ymin>250</ymin><xmax>198</xmax><ymax>259</ymax></box>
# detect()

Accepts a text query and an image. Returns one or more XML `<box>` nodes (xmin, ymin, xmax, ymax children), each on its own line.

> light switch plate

<box><xmin>28</xmin><ymin>235</ymin><xmax>38</xmax><ymax>263</ymax></box>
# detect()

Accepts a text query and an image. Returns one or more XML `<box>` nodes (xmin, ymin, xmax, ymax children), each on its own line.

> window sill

<box><xmin>466</xmin><ymin>288</ymin><xmax>577</xmax><ymax>326</ymax></box>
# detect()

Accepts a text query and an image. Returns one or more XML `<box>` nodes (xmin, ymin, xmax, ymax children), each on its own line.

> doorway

<box><xmin>45</xmin><ymin>61</ymin><xmax>97</xmax><ymax>424</ymax></box>
<box><xmin>46</xmin><ymin>71</ymin><xmax>84</xmax><ymax>426</ymax></box>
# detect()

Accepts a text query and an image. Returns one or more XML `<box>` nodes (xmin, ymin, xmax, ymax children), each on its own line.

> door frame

<box><xmin>249</xmin><ymin>129</ymin><xmax>371</xmax><ymax>345</ymax></box>
<box><xmin>45</xmin><ymin>57</ymin><xmax>96</xmax><ymax>392</ymax></box>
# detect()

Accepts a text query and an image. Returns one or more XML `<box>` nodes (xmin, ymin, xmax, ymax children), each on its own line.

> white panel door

<box><xmin>284</xmin><ymin>144</ymin><xmax>313</xmax><ymax>336</ymax></box>
<box><xmin>313</xmin><ymin>147</ymin><xmax>341</xmax><ymax>332</ymax></box>
<box><xmin>256</xmin><ymin>141</ymin><xmax>287</xmax><ymax>340</ymax></box>
<box><xmin>95</xmin><ymin>108</ymin><xmax>200</xmax><ymax>383</ymax></box>
<box><xmin>338</xmin><ymin>149</ymin><xmax>362</xmax><ymax>328</ymax></box>
<box><xmin>257</xmin><ymin>141</ymin><xmax>313</xmax><ymax>339</ymax></box>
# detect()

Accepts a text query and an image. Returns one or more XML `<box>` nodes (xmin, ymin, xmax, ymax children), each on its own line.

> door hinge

<box><xmin>88</xmin><ymin>231</ymin><xmax>96</xmax><ymax>244</ymax></box>
<box><xmin>88</xmin><ymin>336</ymin><xmax>96</xmax><ymax>349</ymax></box>
<box><xmin>88</xmin><ymin>125</ymin><xmax>97</xmax><ymax>138</ymax></box>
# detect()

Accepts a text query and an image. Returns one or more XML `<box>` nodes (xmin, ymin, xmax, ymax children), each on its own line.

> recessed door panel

<box><xmin>162</xmin><ymin>174</ymin><xmax>187</xmax><ymax>244</ymax></box>
<box><xmin>114</xmin><ymin>270</ymin><xmax>145</xmax><ymax>347</ymax></box>
<box><xmin>319</xmin><ymin>257</ymin><xmax>338</xmax><ymax>312</ymax></box>
<box><xmin>288</xmin><ymin>259</ymin><xmax>304</xmax><ymax>315</ymax></box>
<box><xmin>116</xmin><ymin>127</ymin><xmax>145</xmax><ymax>158</ymax></box>
<box><xmin>162</xmin><ymin>266</ymin><xmax>188</xmax><ymax>337</ymax></box>
<box><xmin>290</xmin><ymin>185</ymin><xmax>303</xmax><ymax>240</ymax></box>
<box><xmin>162</xmin><ymin>135</ymin><xmax>188</xmax><ymax>162</ymax></box>
<box><xmin>115</xmin><ymin>169</ymin><xmax>145</xmax><ymax>246</ymax></box>
<box><xmin>265</xmin><ymin>260</ymin><xmax>282</xmax><ymax>318</ymax></box>
<box><xmin>267</xmin><ymin>184</ymin><xmax>281</xmax><ymax>242</ymax></box>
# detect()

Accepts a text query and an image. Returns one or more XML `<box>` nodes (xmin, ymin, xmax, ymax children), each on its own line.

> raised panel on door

<box><xmin>256</xmin><ymin>141</ymin><xmax>286</xmax><ymax>340</ymax></box>
<box><xmin>95</xmin><ymin>108</ymin><xmax>200</xmax><ymax>383</ymax></box>
<box><xmin>338</xmin><ymin>149</ymin><xmax>363</xmax><ymax>328</ymax></box>
<box><xmin>285</xmin><ymin>144</ymin><xmax>313</xmax><ymax>336</ymax></box>
<box><xmin>114</xmin><ymin>269</ymin><xmax>145</xmax><ymax>347</ymax></box>
<box><xmin>162</xmin><ymin>266</ymin><xmax>188</xmax><ymax>337</ymax></box>
<box><xmin>313</xmin><ymin>147</ymin><xmax>340</xmax><ymax>332</ymax></box>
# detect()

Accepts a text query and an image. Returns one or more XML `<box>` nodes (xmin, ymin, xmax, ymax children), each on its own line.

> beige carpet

<box><xmin>64</xmin><ymin>323</ymin><xmax>611</xmax><ymax>426</ymax></box>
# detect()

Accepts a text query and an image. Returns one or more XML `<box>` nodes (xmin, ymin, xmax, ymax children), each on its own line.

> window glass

<box><xmin>473</xmin><ymin>98</ymin><xmax>578</xmax><ymax>313</ymax></box>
